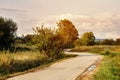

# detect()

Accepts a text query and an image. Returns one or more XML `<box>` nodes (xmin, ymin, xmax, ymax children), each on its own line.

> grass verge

<box><xmin>94</xmin><ymin>52</ymin><xmax>120</xmax><ymax>80</ymax></box>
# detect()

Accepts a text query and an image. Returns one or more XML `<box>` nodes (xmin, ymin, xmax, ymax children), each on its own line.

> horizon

<box><xmin>0</xmin><ymin>0</ymin><xmax>120</xmax><ymax>39</ymax></box>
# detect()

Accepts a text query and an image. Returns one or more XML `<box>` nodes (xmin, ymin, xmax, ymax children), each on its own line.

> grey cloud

<box><xmin>0</xmin><ymin>8</ymin><xmax>27</xmax><ymax>13</ymax></box>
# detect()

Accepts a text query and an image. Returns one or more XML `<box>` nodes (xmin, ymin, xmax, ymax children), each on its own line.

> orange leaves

<box><xmin>56</xmin><ymin>19</ymin><xmax>78</xmax><ymax>47</ymax></box>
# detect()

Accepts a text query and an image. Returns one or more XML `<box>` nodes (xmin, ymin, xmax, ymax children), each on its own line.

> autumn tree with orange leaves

<box><xmin>56</xmin><ymin>19</ymin><xmax>78</xmax><ymax>48</ymax></box>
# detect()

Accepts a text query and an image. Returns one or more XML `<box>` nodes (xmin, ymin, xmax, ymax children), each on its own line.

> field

<box><xmin>71</xmin><ymin>46</ymin><xmax>120</xmax><ymax>80</ymax></box>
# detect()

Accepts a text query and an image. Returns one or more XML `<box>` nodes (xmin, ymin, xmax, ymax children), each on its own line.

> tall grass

<box><xmin>0</xmin><ymin>51</ymin><xmax>48</xmax><ymax>77</ymax></box>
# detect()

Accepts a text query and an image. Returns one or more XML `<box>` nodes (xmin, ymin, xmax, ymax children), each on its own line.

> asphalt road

<box><xmin>8</xmin><ymin>52</ymin><xmax>101</xmax><ymax>80</ymax></box>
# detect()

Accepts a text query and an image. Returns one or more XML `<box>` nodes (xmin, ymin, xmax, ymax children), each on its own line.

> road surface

<box><xmin>8</xmin><ymin>52</ymin><xmax>101</xmax><ymax>80</ymax></box>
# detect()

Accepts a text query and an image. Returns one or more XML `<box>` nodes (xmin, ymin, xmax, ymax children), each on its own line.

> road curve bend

<box><xmin>8</xmin><ymin>52</ymin><xmax>102</xmax><ymax>80</ymax></box>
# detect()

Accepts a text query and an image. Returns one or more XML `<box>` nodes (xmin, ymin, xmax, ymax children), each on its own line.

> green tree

<box><xmin>33</xmin><ymin>25</ymin><xmax>63</xmax><ymax>58</ymax></box>
<box><xmin>21</xmin><ymin>34</ymin><xmax>35</xmax><ymax>45</ymax></box>
<box><xmin>81</xmin><ymin>32</ymin><xmax>95</xmax><ymax>46</ymax></box>
<box><xmin>56</xmin><ymin>19</ymin><xmax>78</xmax><ymax>48</ymax></box>
<box><xmin>0</xmin><ymin>17</ymin><xmax>17</xmax><ymax>50</ymax></box>
<box><xmin>74</xmin><ymin>39</ymin><xmax>82</xmax><ymax>47</ymax></box>
<box><xmin>115</xmin><ymin>38</ymin><xmax>120</xmax><ymax>45</ymax></box>
<box><xmin>101</xmin><ymin>39</ymin><xmax>114</xmax><ymax>45</ymax></box>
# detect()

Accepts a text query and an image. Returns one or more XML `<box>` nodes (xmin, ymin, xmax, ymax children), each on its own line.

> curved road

<box><xmin>8</xmin><ymin>52</ymin><xmax>101</xmax><ymax>80</ymax></box>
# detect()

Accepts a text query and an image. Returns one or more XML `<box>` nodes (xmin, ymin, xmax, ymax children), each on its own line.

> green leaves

<box><xmin>0</xmin><ymin>17</ymin><xmax>17</xmax><ymax>50</ymax></box>
<box><xmin>81</xmin><ymin>32</ymin><xmax>95</xmax><ymax>46</ymax></box>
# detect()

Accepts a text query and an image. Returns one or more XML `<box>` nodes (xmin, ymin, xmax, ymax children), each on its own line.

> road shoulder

<box><xmin>76</xmin><ymin>56</ymin><xmax>103</xmax><ymax>80</ymax></box>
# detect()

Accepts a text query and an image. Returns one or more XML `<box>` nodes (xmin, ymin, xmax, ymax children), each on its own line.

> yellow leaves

<box><xmin>57</xmin><ymin>19</ymin><xmax>78</xmax><ymax>47</ymax></box>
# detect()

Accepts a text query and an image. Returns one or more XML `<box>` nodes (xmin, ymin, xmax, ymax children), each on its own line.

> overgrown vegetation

<box><xmin>71</xmin><ymin>46</ymin><xmax>120</xmax><ymax>80</ymax></box>
<box><xmin>0</xmin><ymin>51</ymin><xmax>47</xmax><ymax>77</ymax></box>
<box><xmin>0</xmin><ymin>17</ymin><xmax>78</xmax><ymax>78</ymax></box>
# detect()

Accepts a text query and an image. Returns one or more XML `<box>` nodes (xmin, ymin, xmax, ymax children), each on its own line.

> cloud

<box><xmin>3</xmin><ymin>12</ymin><xmax>119</xmax><ymax>39</ymax></box>
<box><xmin>0</xmin><ymin>8</ymin><xmax>27</xmax><ymax>13</ymax></box>
<box><xmin>37</xmin><ymin>13</ymin><xmax>120</xmax><ymax>39</ymax></box>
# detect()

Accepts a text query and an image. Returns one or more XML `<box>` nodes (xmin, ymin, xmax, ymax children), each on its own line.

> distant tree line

<box><xmin>74</xmin><ymin>32</ymin><xmax>120</xmax><ymax>47</ymax></box>
<box><xmin>95</xmin><ymin>38</ymin><xmax>120</xmax><ymax>45</ymax></box>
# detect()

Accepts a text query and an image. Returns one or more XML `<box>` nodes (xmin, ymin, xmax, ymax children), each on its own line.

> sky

<box><xmin>0</xmin><ymin>0</ymin><xmax>120</xmax><ymax>39</ymax></box>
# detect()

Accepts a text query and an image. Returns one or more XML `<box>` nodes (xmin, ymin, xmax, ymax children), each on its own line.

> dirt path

<box><xmin>8</xmin><ymin>52</ymin><xmax>102</xmax><ymax>80</ymax></box>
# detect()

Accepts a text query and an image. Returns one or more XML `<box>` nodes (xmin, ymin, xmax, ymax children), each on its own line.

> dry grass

<box><xmin>0</xmin><ymin>51</ymin><xmax>48</xmax><ymax>77</ymax></box>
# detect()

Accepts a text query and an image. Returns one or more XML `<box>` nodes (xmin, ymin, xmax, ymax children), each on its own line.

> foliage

<box><xmin>56</xmin><ymin>19</ymin><xmax>78</xmax><ymax>48</ymax></box>
<box><xmin>21</xmin><ymin>34</ymin><xmax>35</xmax><ymax>45</ymax></box>
<box><xmin>95</xmin><ymin>38</ymin><xmax>120</xmax><ymax>46</ymax></box>
<box><xmin>81</xmin><ymin>32</ymin><xmax>95</xmax><ymax>46</ymax></box>
<box><xmin>74</xmin><ymin>39</ymin><xmax>83</xmax><ymax>47</ymax></box>
<box><xmin>0</xmin><ymin>17</ymin><xmax>17</xmax><ymax>50</ymax></box>
<box><xmin>115</xmin><ymin>38</ymin><xmax>120</xmax><ymax>45</ymax></box>
<box><xmin>33</xmin><ymin>25</ymin><xmax>63</xmax><ymax>58</ymax></box>
<box><xmin>101</xmin><ymin>39</ymin><xmax>115</xmax><ymax>45</ymax></box>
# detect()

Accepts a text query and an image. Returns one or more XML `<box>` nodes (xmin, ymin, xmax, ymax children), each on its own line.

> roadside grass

<box><xmin>94</xmin><ymin>54</ymin><xmax>120</xmax><ymax>80</ymax></box>
<box><xmin>0</xmin><ymin>51</ymin><xmax>47</xmax><ymax>78</ymax></box>
<box><xmin>0</xmin><ymin>50</ymin><xmax>77</xmax><ymax>79</ymax></box>
<box><xmin>70</xmin><ymin>46</ymin><xmax>120</xmax><ymax>80</ymax></box>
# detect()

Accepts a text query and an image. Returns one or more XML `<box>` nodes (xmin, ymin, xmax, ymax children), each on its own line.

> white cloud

<box><xmin>105</xmin><ymin>32</ymin><xmax>120</xmax><ymax>39</ymax></box>
<box><xmin>36</xmin><ymin>13</ymin><xmax>120</xmax><ymax>39</ymax></box>
<box><xmin>1</xmin><ymin>11</ymin><xmax>119</xmax><ymax>39</ymax></box>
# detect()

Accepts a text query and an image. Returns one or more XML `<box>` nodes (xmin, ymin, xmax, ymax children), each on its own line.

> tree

<box><xmin>56</xmin><ymin>19</ymin><xmax>78</xmax><ymax>48</ymax></box>
<box><xmin>81</xmin><ymin>32</ymin><xmax>95</xmax><ymax>46</ymax></box>
<box><xmin>74</xmin><ymin>39</ymin><xmax>82</xmax><ymax>47</ymax></box>
<box><xmin>115</xmin><ymin>38</ymin><xmax>120</xmax><ymax>45</ymax></box>
<box><xmin>101</xmin><ymin>39</ymin><xmax>115</xmax><ymax>45</ymax></box>
<box><xmin>0</xmin><ymin>17</ymin><xmax>17</xmax><ymax>50</ymax></box>
<box><xmin>33</xmin><ymin>25</ymin><xmax>63</xmax><ymax>58</ymax></box>
<box><xmin>21</xmin><ymin>34</ymin><xmax>34</xmax><ymax>45</ymax></box>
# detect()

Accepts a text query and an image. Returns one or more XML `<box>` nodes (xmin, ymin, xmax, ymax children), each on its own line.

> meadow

<box><xmin>71</xmin><ymin>46</ymin><xmax>120</xmax><ymax>80</ymax></box>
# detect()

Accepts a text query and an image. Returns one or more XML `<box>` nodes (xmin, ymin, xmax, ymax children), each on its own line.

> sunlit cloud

<box><xmin>37</xmin><ymin>13</ymin><xmax>120</xmax><ymax>39</ymax></box>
